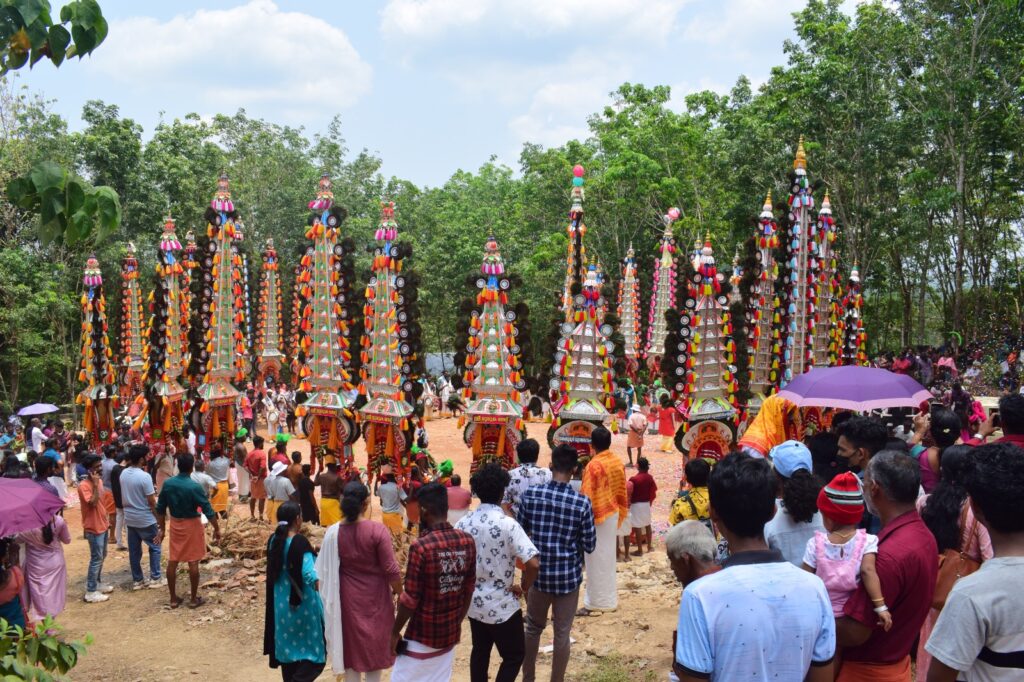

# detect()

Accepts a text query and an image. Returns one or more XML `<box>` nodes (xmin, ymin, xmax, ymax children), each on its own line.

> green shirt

<box><xmin>156</xmin><ymin>473</ymin><xmax>216</xmax><ymax>520</ymax></box>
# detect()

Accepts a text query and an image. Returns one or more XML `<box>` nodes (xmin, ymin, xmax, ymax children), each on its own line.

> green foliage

<box><xmin>0</xmin><ymin>616</ymin><xmax>91</xmax><ymax>680</ymax></box>
<box><xmin>0</xmin><ymin>0</ymin><xmax>107</xmax><ymax>74</ymax></box>
<box><xmin>6</xmin><ymin>160</ymin><xmax>120</xmax><ymax>245</ymax></box>
<box><xmin>3</xmin><ymin>1</ymin><xmax>1024</xmax><ymax>406</ymax></box>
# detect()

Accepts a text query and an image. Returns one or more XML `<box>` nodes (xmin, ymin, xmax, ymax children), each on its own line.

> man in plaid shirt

<box><xmin>518</xmin><ymin>444</ymin><xmax>597</xmax><ymax>682</ymax></box>
<box><xmin>391</xmin><ymin>482</ymin><xmax>477</xmax><ymax>682</ymax></box>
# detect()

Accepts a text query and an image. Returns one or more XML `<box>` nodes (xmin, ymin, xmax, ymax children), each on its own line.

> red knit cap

<box><xmin>816</xmin><ymin>471</ymin><xmax>864</xmax><ymax>525</ymax></box>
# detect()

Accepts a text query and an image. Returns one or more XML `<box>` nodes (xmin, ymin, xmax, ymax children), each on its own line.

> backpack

<box><xmin>679</xmin><ymin>490</ymin><xmax>713</xmax><ymax>534</ymax></box>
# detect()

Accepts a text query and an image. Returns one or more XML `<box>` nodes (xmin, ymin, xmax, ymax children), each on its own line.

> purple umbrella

<box><xmin>0</xmin><ymin>479</ymin><xmax>64</xmax><ymax>536</ymax></box>
<box><xmin>777</xmin><ymin>366</ymin><xmax>932</xmax><ymax>412</ymax></box>
<box><xmin>16</xmin><ymin>403</ymin><xmax>59</xmax><ymax>417</ymax></box>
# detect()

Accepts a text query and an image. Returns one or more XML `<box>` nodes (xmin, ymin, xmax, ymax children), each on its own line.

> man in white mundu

<box><xmin>579</xmin><ymin>426</ymin><xmax>629</xmax><ymax>613</ymax></box>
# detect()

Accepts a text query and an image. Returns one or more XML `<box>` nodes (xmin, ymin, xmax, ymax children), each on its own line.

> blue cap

<box><xmin>769</xmin><ymin>440</ymin><xmax>812</xmax><ymax>478</ymax></box>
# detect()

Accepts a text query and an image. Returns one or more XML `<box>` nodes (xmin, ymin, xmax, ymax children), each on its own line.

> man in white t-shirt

<box><xmin>674</xmin><ymin>452</ymin><xmax>835</xmax><ymax>681</ymax></box>
<box><xmin>925</xmin><ymin>442</ymin><xmax>1024</xmax><ymax>682</ymax></box>
<box><xmin>29</xmin><ymin>418</ymin><xmax>45</xmax><ymax>453</ymax></box>
<box><xmin>501</xmin><ymin>439</ymin><xmax>551</xmax><ymax>518</ymax></box>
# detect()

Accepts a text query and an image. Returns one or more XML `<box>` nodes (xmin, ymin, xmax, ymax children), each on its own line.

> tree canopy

<box><xmin>2</xmin><ymin>0</ymin><xmax>1023</xmax><ymax>410</ymax></box>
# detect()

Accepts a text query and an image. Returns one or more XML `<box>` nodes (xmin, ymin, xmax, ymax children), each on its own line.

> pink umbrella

<box><xmin>778</xmin><ymin>366</ymin><xmax>932</xmax><ymax>412</ymax></box>
<box><xmin>0</xmin><ymin>479</ymin><xmax>64</xmax><ymax>536</ymax></box>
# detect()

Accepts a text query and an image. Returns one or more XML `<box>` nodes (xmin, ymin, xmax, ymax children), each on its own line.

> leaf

<box><xmin>5</xmin><ymin>176</ymin><xmax>36</xmax><ymax>209</ymax></box>
<box><xmin>13</xmin><ymin>0</ymin><xmax>47</xmax><ymax>27</ymax></box>
<box><xmin>72</xmin><ymin>0</ymin><xmax>100</xmax><ymax>28</ymax></box>
<box><xmin>47</xmin><ymin>24</ymin><xmax>70</xmax><ymax>65</ymax></box>
<box><xmin>29</xmin><ymin>161</ymin><xmax>65</xmax><ymax>194</ymax></box>
<box><xmin>64</xmin><ymin>178</ymin><xmax>86</xmax><ymax>213</ymax></box>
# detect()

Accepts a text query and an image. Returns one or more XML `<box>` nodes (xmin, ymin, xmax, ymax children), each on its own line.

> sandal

<box><xmin>575</xmin><ymin>608</ymin><xmax>601</xmax><ymax>617</ymax></box>
<box><xmin>187</xmin><ymin>597</ymin><xmax>206</xmax><ymax>609</ymax></box>
<box><xmin>168</xmin><ymin>598</ymin><xmax>183</xmax><ymax>609</ymax></box>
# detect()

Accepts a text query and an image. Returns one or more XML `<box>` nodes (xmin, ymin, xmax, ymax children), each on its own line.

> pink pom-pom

<box><xmin>668</xmin><ymin>207</ymin><xmax>680</xmax><ymax>220</ymax></box>
<box><xmin>572</xmin><ymin>164</ymin><xmax>584</xmax><ymax>177</ymax></box>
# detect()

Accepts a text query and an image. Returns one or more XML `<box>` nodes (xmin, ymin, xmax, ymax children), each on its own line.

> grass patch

<box><xmin>568</xmin><ymin>654</ymin><xmax>659</xmax><ymax>682</ymax></box>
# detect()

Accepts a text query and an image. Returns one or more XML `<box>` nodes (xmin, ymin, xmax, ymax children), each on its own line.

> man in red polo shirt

<box><xmin>835</xmin><ymin>451</ymin><xmax>938</xmax><ymax>681</ymax></box>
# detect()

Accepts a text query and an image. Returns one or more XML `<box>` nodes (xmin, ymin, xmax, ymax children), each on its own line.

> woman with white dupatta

<box><xmin>317</xmin><ymin>481</ymin><xmax>403</xmax><ymax>681</ymax></box>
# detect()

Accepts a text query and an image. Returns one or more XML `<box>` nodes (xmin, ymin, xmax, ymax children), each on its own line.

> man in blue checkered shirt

<box><xmin>518</xmin><ymin>444</ymin><xmax>597</xmax><ymax>682</ymax></box>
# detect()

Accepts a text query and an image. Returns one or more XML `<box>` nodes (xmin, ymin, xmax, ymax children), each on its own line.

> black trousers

<box><xmin>279</xmin><ymin>659</ymin><xmax>324</xmax><ymax>682</ymax></box>
<box><xmin>469</xmin><ymin>610</ymin><xmax>525</xmax><ymax>682</ymax></box>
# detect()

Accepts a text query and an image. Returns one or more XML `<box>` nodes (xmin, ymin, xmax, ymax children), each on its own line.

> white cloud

<box><xmin>91</xmin><ymin>0</ymin><xmax>372</xmax><ymax>115</ymax></box>
<box><xmin>506</xmin><ymin>51</ymin><xmax>630</xmax><ymax>147</ymax></box>
<box><xmin>381</xmin><ymin>0</ymin><xmax>690</xmax><ymax>47</ymax></box>
<box><xmin>682</xmin><ymin>0</ymin><xmax>803</xmax><ymax>46</ymax></box>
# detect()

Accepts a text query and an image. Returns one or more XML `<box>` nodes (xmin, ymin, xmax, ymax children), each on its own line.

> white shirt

<box><xmin>926</xmin><ymin>557</ymin><xmax>1024</xmax><ymax>682</ymax></box>
<box><xmin>191</xmin><ymin>471</ymin><xmax>216</xmax><ymax>498</ymax></box>
<box><xmin>676</xmin><ymin>553</ymin><xmax>835</xmax><ymax>680</ymax></box>
<box><xmin>266</xmin><ymin>475</ymin><xmax>295</xmax><ymax>501</ymax></box>
<box><xmin>31</xmin><ymin>427</ymin><xmax>44</xmax><ymax>453</ymax></box>
<box><xmin>186</xmin><ymin>431</ymin><xmax>197</xmax><ymax>455</ymax></box>
<box><xmin>456</xmin><ymin>503</ymin><xmax>538</xmax><ymax>625</ymax></box>
<box><xmin>502</xmin><ymin>463</ymin><xmax>552</xmax><ymax>516</ymax></box>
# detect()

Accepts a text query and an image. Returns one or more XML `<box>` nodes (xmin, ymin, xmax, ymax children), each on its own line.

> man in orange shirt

<box><xmin>78</xmin><ymin>454</ymin><xmax>114</xmax><ymax>604</ymax></box>
<box><xmin>579</xmin><ymin>426</ymin><xmax>628</xmax><ymax>614</ymax></box>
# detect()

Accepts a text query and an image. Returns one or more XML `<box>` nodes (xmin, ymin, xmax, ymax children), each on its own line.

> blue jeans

<box><xmin>84</xmin><ymin>531</ymin><xmax>107</xmax><ymax>592</ymax></box>
<box><xmin>127</xmin><ymin>523</ymin><xmax>162</xmax><ymax>582</ymax></box>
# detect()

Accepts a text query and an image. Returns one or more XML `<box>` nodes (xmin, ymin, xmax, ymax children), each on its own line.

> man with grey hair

<box><xmin>665</xmin><ymin>520</ymin><xmax>718</xmax><ymax>587</ymax></box>
<box><xmin>667</xmin><ymin>521</ymin><xmax>719</xmax><ymax>682</ymax></box>
<box><xmin>835</xmin><ymin>451</ymin><xmax>937</xmax><ymax>681</ymax></box>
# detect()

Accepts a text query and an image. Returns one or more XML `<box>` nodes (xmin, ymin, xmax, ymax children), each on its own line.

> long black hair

<box><xmin>42</xmin><ymin>520</ymin><xmax>54</xmax><ymax>544</ymax></box>
<box><xmin>267</xmin><ymin>501</ymin><xmax>301</xmax><ymax>584</ymax></box>
<box><xmin>929</xmin><ymin>408</ymin><xmax>961</xmax><ymax>449</ymax></box>
<box><xmin>341</xmin><ymin>481</ymin><xmax>369</xmax><ymax>523</ymax></box>
<box><xmin>778</xmin><ymin>469</ymin><xmax>822</xmax><ymax>524</ymax></box>
<box><xmin>921</xmin><ymin>445</ymin><xmax>972</xmax><ymax>553</ymax></box>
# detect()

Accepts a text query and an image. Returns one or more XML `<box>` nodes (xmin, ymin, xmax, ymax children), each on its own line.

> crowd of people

<box><xmin>2</xmin><ymin>377</ymin><xmax>1024</xmax><ymax>681</ymax></box>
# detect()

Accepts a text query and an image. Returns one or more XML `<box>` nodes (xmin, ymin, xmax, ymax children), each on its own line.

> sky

<box><xmin>21</xmin><ymin>0</ymin><xmax>815</xmax><ymax>187</ymax></box>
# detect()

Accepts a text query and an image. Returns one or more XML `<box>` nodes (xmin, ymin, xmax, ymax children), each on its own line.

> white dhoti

<box><xmin>447</xmin><ymin>509</ymin><xmax>468</xmax><ymax>526</ymax></box>
<box><xmin>390</xmin><ymin>640</ymin><xmax>455</xmax><ymax>682</ymax></box>
<box><xmin>629</xmin><ymin>502</ymin><xmax>652</xmax><ymax>528</ymax></box>
<box><xmin>236</xmin><ymin>464</ymin><xmax>250</xmax><ymax>497</ymax></box>
<box><xmin>584</xmin><ymin>511</ymin><xmax>618</xmax><ymax>611</ymax></box>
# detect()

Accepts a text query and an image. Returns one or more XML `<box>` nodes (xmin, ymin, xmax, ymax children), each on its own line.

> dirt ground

<box><xmin>55</xmin><ymin>416</ymin><xmax>682</xmax><ymax>681</ymax></box>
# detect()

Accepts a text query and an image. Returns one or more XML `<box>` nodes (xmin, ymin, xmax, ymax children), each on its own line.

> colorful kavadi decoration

<box><xmin>358</xmin><ymin>201</ymin><xmax>425</xmax><ymax>481</ymax></box>
<box><xmin>255</xmin><ymin>237</ymin><xmax>285</xmax><ymax>388</ymax></box>
<box><xmin>191</xmin><ymin>173</ymin><xmax>245</xmax><ymax>451</ymax></box>
<box><xmin>139</xmin><ymin>214</ymin><xmax>189</xmax><ymax>448</ymax></box>
<box><xmin>560</xmin><ymin>164</ymin><xmax>587</xmax><ymax>323</ymax></box>
<box><xmin>455</xmin><ymin>236</ymin><xmax>530</xmax><ymax>471</ymax></box>
<box><xmin>118</xmin><ymin>242</ymin><xmax>146</xmax><ymax>402</ymax></box>
<box><xmin>671</xmin><ymin>234</ymin><xmax>738</xmax><ymax>460</ymax></box>
<box><xmin>292</xmin><ymin>174</ymin><xmax>359</xmax><ymax>467</ymax></box>
<box><xmin>645</xmin><ymin>207</ymin><xmax>680</xmax><ymax>372</ymax></box>
<box><xmin>617</xmin><ymin>244</ymin><xmax>641</xmax><ymax>379</ymax></box>
<box><xmin>77</xmin><ymin>256</ymin><xmax>117</xmax><ymax>446</ymax></box>
<box><xmin>547</xmin><ymin>167</ymin><xmax>621</xmax><ymax>455</ymax></box>
<box><xmin>839</xmin><ymin>264</ymin><xmax>868</xmax><ymax>366</ymax></box>
<box><xmin>746</xmin><ymin>191</ymin><xmax>782</xmax><ymax>416</ymax></box>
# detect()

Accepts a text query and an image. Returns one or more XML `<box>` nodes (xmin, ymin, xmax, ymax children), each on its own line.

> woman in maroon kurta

<box><xmin>338</xmin><ymin>499</ymin><xmax>403</xmax><ymax>676</ymax></box>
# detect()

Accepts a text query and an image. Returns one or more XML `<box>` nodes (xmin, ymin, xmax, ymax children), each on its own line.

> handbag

<box><xmin>931</xmin><ymin>505</ymin><xmax>981</xmax><ymax>610</ymax></box>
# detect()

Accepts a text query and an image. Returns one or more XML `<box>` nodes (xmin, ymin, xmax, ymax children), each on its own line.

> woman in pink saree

<box><xmin>17</xmin><ymin>514</ymin><xmax>70</xmax><ymax>622</ymax></box>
